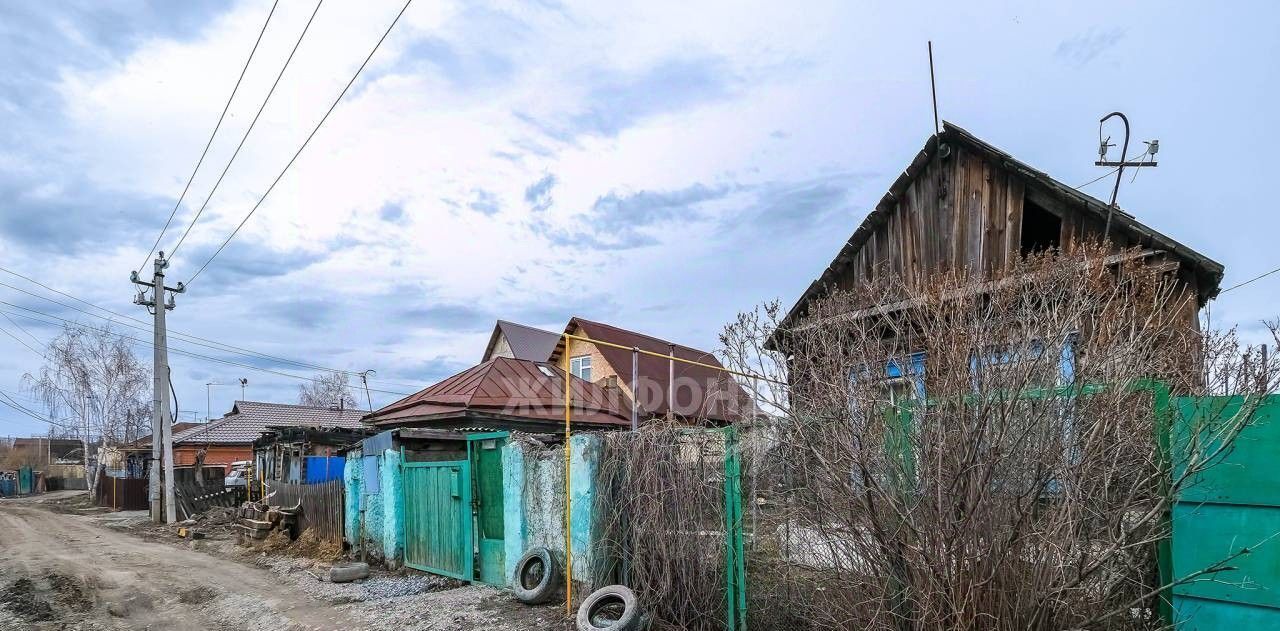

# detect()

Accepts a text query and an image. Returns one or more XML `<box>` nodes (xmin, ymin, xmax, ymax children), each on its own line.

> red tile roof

<box><xmin>365</xmin><ymin>357</ymin><xmax>632</xmax><ymax>428</ymax></box>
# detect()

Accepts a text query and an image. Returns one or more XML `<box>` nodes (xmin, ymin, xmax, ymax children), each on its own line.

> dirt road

<box><xmin>0</xmin><ymin>493</ymin><xmax>568</xmax><ymax>630</ymax></box>
<box><xmin>0</xmin><ymin>496</ymin><xmax>359</xmax><ymax>630</ymax></box>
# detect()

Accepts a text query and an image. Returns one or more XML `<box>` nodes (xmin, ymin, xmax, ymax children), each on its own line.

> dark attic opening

<box><xmin>1020</xmin><ymin>197</ymin><xmax>1061</xmax><ymax>255</ymax></box>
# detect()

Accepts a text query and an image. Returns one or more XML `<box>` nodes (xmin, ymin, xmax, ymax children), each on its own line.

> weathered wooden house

<box><xmin>781</xmin><ymin>122</ymin><xmax>1222</xmax><ymax>325</ymax></box>
<box><xmin>772</xmin><ymin>122</ymin><xmax>1224</xmax><ymax>395</ymax></box>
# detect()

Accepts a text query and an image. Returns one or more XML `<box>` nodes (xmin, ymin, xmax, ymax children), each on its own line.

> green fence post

<box><xmin>1133</xmin><ymin>379</ymin><xmax>1175</xmax><ymax>626</ymax></box>
<box><xmin>723</xmin><ymin>426</ymin><xmax>747</xmax><ymax>630</ymax></box>
<box><xmin>1150</xmin><ymin>381</ymin><xmax>1175</xmax><ymax>626</ymax></box>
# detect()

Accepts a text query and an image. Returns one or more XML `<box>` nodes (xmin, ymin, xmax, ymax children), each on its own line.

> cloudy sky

<box><xmin>1</xmin><ymin>1</ymin><xmax>1277</xmax><ymax>435</ymax></box>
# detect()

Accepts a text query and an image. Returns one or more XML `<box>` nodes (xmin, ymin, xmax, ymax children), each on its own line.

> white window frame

<box><xmin>570</xmin><ymin>354</ymin><xmax>592</xmax><ymax>382</ymax></box>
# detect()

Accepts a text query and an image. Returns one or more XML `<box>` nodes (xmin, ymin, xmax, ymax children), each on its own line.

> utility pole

<box><xmin>206</xmin><ymin>381</ymin><xmax>223</xmax><ymax>420</ymax></box>
<box><xmin>131</xmin><ymin>252</ymin><xmax>185</xmax><ymax>524</ymax></box>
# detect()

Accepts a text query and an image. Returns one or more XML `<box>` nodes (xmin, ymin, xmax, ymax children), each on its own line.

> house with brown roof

<box><xmin>172</xmin><ymin>401</ymin><xmax>368</xmax><ymax>472</ymax></box>
<box><xmin>366</xmin><ymin>318</ymin><xmax>749</xmax><ymax>431</ymax></box>
<box><xmin>482</xmin><ymin>320</ymin><xmax>560</xmax><ymax>362</ymax></box>
<box><xmin>552</xmin><ymin>317</ymin><xmax>750</xmax><ymax>423</ymax></box>
<box><xmin>363</xmin><ymin>356</ymin><xmax>632</xmax><ymax>432</ymax></box>
<box><xmin>776</xmin><ymin>122</ymin><xmax>1222</xmax><ymax>331</ymax></box>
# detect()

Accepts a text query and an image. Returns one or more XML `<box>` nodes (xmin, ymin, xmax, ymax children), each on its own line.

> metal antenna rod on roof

<box><xmin>360</xmin><ymin>370</ymin><xmax>376</xmax><ymax>413</ymax></box>
<box><xmin>928</xmin><ymin>41</ymin><xmax>940</xmax><ymax>136</ymax></box>
<box><xmin>1095</xmin><ymin>111</ymin><xmax>1159</xmax><ymax>239</ymax></box>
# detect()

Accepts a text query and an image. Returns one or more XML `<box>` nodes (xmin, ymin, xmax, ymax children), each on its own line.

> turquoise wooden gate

<box><xmin>1171</xmin><ymin>394</ymin><xmax>1280</xmax><ymax>629</ymax></box>
<box><xmin>468</xmin><ymin>433</ymin><xmax>508</xmax><ymax>587</ymax></box>
<box><xmin>402</xmin><ymin>460</ymin><xmax>472</xmax><ymax>580</ymax></box>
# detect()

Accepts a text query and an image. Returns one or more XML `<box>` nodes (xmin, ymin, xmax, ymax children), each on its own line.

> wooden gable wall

<box><xmin>832</xmin><ymin>143</ymin><xmax>1157</xmax><ymax>291</ymax></box>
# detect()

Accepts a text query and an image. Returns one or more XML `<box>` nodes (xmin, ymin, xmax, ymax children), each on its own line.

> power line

<box><xmin>1</xmin><ymin>311</ymin><xmax>45</xmax><ymax>352</ymax></box>
<box><xmin>167</xmin><ymin>0</ymin><xmax>325</xmax><ymax>261</ymax></box>
<box><xmin>0</xmin><ymin>320</ymin><xmax>45</xmax><ymax>359</ymax></box>
<box><xmin>186</xmin><ymin>0</ymin><xmax>415</xmax><ymax>287</ymax></box>
<box><xmin>1219</xmin><ymin>266</ymin><xmax>1280</xmax><ymax>295</ymax></box>
<box><xmin>137</xmin><ymin>0</ymin><xmax>281</xmax><ymax>272</ymax></box>
<box><xmin>1074</xmin><ymin>148</ymin><xmax>1149</xmax><ymax>190</ymax></box>
<box><xmin>0</xmin><ymin>391</ymin><xmax>76</xmax><ymax>430</ymax></box>
<box><xmin>0</xmin><ymin>299</ymin><xmax>412</xmax><ymax>394</ymax></box>
<box><xmin>0</xmin><ymin>265</ymin><xmax>423</xmax><ymax>388</ymax></box>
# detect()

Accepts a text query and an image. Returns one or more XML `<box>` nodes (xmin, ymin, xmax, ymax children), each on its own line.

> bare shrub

<box><xmin>720</xmin><ymin>245</ymin><xmax>1279</xmax><ymax>630</ymax></box>
<box><xmin>593</xmin><ymin>423</ymin><xmax>733</xmax><ymax>631</ymax></box>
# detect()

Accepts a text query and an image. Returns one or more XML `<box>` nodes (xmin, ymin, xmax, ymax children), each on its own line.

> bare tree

<box><xmin>22</xmin><ymin>325</ymin><xmax>150</xmax><ymax>494</ymax></box>
<box><xmin>711</xmin><ymin>245</ymin><xmax>1279</xmax><ymax>630</ymax></box>
<box><xmin>297</xmin><ymin>372</ymin><xmax>357</xmax><ymax>409</ymax></box>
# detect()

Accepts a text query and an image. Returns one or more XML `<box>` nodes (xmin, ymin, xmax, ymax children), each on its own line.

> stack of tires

<box><xmin>510</xmin><ymin>547</ymin><xmax>645</xmax><ymax>631</ymax></box>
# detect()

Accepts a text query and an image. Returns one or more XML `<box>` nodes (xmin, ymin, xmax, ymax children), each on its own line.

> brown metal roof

<box><xmin>482</xmin><ymin>320</ymin><xmax>560</xmax><ymax>362</ymax></box>
<box><xmin>551</xmin><ymin>317</ymin><xmax>750</xmax><ymax>422</ymax></box>
<box><xmin>365</xmin><ymin>356</ymin><xmax>632</xmax><ymax>428</ymax></box>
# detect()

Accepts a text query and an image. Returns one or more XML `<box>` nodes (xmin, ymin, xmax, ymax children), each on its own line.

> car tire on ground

<box><xmin>576</xmin><ymin>584</ymin><xmax>642</xmax><ymax>631</ymax></box>
<box><xmin>510</xmin><ymin>547</ymin><xmax>559</xmax><ymax>604</ymax></box>
<box><xmin>329</xmin><ymin>561</ymin><xmax>370</xmax><ymax>583</ymax></box>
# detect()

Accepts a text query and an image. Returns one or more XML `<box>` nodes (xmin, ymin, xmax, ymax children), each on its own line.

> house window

<box><xmin>848</xmin><ymin>353</ymin><xmax>926</xmax><ymax>415</ymax></box>
<box><xmin>970</xmin><ymin>335</ymin><xmax>1076</xmax><ymax>388</ymax></box>
<box><xmin>1020</xmin><ymin>197</ymin><xmax>1061</xmax><ymax>255</ymax></box>
<box><xmin>570</xmin><ymin>355</ymin><xmax>592</xmax><ymax>382</ymax></box>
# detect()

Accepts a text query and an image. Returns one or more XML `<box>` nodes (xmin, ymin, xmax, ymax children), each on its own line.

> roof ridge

<box><xmin>497</xmin><ymin>320</ymin><xmax>557</xmax><ymax>336</ymax></box>
<box><xmin>569</xmin><ymin>317</ymin><xmax>713</xmax><ymax>356</ymax></box>
<box><xmin>236</xmin><ymin>400</ymin><xmax>364</xmax><ymax>412</ymax></box>
<box><xmin>941</xmin><ymin>120</ymin><xmax>1119</xmax><ymax>211</ymax></box>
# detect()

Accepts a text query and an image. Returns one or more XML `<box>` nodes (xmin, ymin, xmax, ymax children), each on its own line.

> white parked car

<box><xmin>224</xmin><ymin>462</ymin><xmax>251</xmax><ymax>488</ymax></box>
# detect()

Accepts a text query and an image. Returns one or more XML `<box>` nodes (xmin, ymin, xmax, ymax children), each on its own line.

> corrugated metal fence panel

<box><xmin>1172</xmin><ymin>394</ymin><xmax>1280</xmax><ymax>629</ymax></box>
<box><xmin>97</xmin><ymin>476</ymin><xmax>149</xmax><ymax>511</ymax></box>
<box><xmin>0</xmin><ymin>478</ymin><xmax>14</xmax><ymax>496</ymax></box>
<box><xmin>304</xmin><ymin>456</ymin><xmax>345</xmax><ymax>484</ymax></box>
<box><xmin>266</xmin><ymin>479</ymin><xmax>345</xmax><ymax>544</ymax></box>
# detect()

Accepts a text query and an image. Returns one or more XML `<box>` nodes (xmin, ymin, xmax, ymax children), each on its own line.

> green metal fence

<box><xmin>1170</xmin><ymin>393</ymin><xmax>1280</xmax><ymax>629</ymax></box>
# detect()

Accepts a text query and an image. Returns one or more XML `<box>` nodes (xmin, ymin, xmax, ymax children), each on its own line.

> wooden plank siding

<box><xmin>835</xmin><ymin>146</ymin><xmax>1031</xmax><ymax>288</ymax></box>
<box><xmin>769</xmin><ymin>122</ymin><xmax>1224</xmax><ymax>355</ymax></box>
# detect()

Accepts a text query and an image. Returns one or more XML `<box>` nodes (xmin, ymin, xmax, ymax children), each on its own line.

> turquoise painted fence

<box><xmin>502</xmin><ymin>434</ymin><xmax>602</xmax><ymax>590</ymax></box>
<box><xmin>343</xmin><ymin>446</ymin><xmax>405</xmax><ymax>566</ymax></box>
<box><xmin>1172</xmin><ymin>394</ymin><xmax>1280</xmax><ymax>629</ymax></box>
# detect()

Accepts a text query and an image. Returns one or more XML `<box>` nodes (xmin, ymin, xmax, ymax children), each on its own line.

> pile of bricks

<box><xmin>235</xmin><ymin>502</ymin><xmax>300</xmax><ymax>544</ymax></box>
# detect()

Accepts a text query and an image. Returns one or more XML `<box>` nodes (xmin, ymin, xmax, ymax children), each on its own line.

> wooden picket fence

<box><xmin>264</xmin><ymin>479</ymin><xmax>345</xmax><ymax>543</ymax></box>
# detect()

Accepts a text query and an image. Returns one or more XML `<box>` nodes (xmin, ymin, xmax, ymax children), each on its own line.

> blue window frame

<box><xmin>884</xmin><ymin>352</ymin><xmax>927</xmax><ymax>402</ymax></box>
<box><xmin>969</xmin><ymin>334</ymin><xmax>1077</xmax><ymax>388</ymax></box>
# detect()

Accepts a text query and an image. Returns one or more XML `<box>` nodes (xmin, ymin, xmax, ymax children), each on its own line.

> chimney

<box><xmin>604</xmin><ymin>375</ymin><xmax>618</xmax><ymax>389</ymax></box>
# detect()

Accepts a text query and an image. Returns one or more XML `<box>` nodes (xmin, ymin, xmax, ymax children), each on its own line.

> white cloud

<box><xmin>1</xmin><ymin>0</ymin><xmax>1278</xmax><ymax>432</ymax></box>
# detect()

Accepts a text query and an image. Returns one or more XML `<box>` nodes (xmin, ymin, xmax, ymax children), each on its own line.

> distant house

<box><xmin>551</xmin><ymin>317</ymin><xmax>750</xmax><ymax>423</ymax></box>
<box><xmin>367</xmin><ymin>317</ymin><xmax>749</xmax><ymax>431</ymax></box>
<box><xmin>363</xmin><ymin>356</ymin><xmax>632</xmax><ymax>432</ymax></box>
<box><xmin>252</xmin><ymin>426</ymin><xmax>373</xmax><ymax>484</ymax></box>
<box><xmin>10</xmin><ymin>437</ymin><xmax>84</xmax><ymax>464</ymax></box>
<box><xmin>482</xmin><ymin>320</ymin><xmax>560</xmax><ymax>362</ymax></box>
<box><xmin>172</xmin><ymin>401</ymin><xmax>368</xmax><ymax>472</ymax></box>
